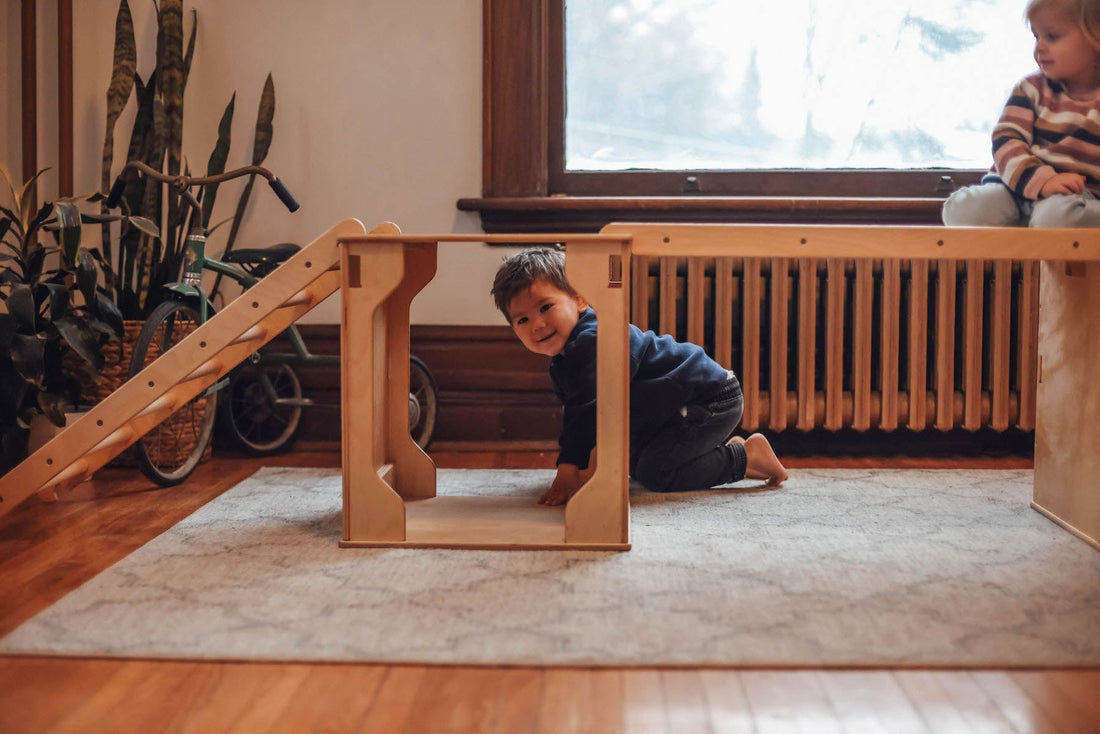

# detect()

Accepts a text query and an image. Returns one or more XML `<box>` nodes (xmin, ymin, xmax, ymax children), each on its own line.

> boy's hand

<box><xmin>1040</xmin><ymin>173</ymin><xmax>1087</xmax><ymax>197</ymax></box>
<box><xmin>539</xmin><ymin>464</ymin><xmax>581</xmax><ymax>505</ymax></box>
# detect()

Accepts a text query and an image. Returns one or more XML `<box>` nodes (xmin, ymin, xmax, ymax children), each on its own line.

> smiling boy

<box><xmin>491</xmin><ymin>247</ymin><xmax>787</xmax><ymax>506</ymax></box>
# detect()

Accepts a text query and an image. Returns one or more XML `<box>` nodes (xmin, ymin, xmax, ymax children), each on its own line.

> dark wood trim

<box><xmin>457</xmin><ymin>195</ymin><xmax>954</xmax><ymax>233</ymax></box>
<box><xmin>291</xmin><ymin>325</ymin><xmax>561</xmax><ymax>446</ymax></box>
<box><xmin>21</xmin><ymin>0</ymin><xmax>37</xmax><ymax>186</ymax></box>
<box><xmin>482</xmin><ymin>0</ymin><xmax>549</xmax><ymax>196</ymax></box>
<box><xmin>57</xmin><ymin>0</ymin><xmax>73</xmax><ymax>197</ymax></box>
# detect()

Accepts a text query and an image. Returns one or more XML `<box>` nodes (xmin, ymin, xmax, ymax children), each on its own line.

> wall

<box><xmin>6</xmin><ymin>0</ymin><xmax>513</xmax><ymax>326</ymax></box>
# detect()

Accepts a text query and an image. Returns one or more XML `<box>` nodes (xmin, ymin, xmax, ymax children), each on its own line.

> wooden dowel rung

<box><xmin>182</xmin><ymin>359</ymin><xmax>224</xmax><ymax>383</ymax></box>
<box><xmin>231</xmin><ymin>325</ymin><xmax>268</xmax><ymax>346</ymax></box>
<box><xmin>137</xmin><ymin>395</ymin><xmax>180</xmax><ymax>420</ymax></box>
<box><xmin>281</xmin><ymin>288</ymin><xmax>316</xmax><ymax>308</ymax></box>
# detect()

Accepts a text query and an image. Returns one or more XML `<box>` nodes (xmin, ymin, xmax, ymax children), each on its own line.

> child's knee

<box><xmin>942</xmin><ymin>184</ymin><xmax>1021</xmax><ymax>226</ymax></box>
<box><xmin>1029</xmin><ymin>193</ymin><xmax>1100</xmax><ymax>228</ymax></box>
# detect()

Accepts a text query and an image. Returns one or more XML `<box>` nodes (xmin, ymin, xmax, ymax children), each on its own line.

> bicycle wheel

<box><xmin>128</xmin><ymin>299</ymin><xmax>218</xmax><ymax>486</ymax></box>
<box><xmin>218</xmin><ymin>361</ymin><xmax>303</xmax><ymax>455</ymax></box>
<box><xmin>409</xmin><ymin>355</ymin><xmax>438</xmax><ymax>449</ymax></box>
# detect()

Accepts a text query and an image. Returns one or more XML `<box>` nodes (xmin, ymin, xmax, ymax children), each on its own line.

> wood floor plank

<box><xmin>538</xmin><ymin>669</ymin><xmax>624</xmax><ymax>734</ymax></box>
<box><xmin>246</xmin><ymin>663</ymin><xmax>387</xmax><ymax>734</ymax></box>
<box><xmin>894</xmin><ymin>671</ymin><xmax>975</xmax><ymax>733</ymax></box>
<box><xmin>660</xmin><ymin>670</ymin><xmax>713</xmax><ymax>733</ymax></box>
<box><xmin>403</xmin><ymin>666</ymin><xmax>500</xmax><ymax>734</ymax></box>
<box><xmin>741</xmin><ymin>670</ymin><xmax>843</xmax><ymax>734</ymax></box>
<box><xmin>0</xmin><ymin>657</ymin><xmax>131</xmax><ymax>734</ymax></box>
<box><xmin>46</xmin><ymin>660</ymin><xmax>222</xmax><ymax>734</ymax></box>
<box><xmin>357</xmin><ymin>666</ymin><xmax>428</xmax><ymax>733</ymax></box>
<box><xmin>697</xmin><ymin>670</ymin><xmax>754</xmax><ymax>734</ymax></box>
<box><xmin>487</xmin><ymin>668</ymin><xmax>542</xmax><ymax>734</ymax></box>
<box><xmin>970</xmin><ymin>671</ymin><xmax>1064</xmax><ymax>734</ymax></box>
<box><xmin>623</xmin><ymin>669</ymin><xmax>669</xmax><ymax>733</ymax></box>
<box><xmin>1008</xmin><ymin>670</ymin><xmax>1100</xmax><ymax>734</ymax></box>
<box><xmin>815</xmin><ymin>671</ymin><xmax>927</xmax><ymax>734</ymax></box>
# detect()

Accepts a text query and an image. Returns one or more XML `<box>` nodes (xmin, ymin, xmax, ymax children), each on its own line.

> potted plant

<box><xmin>0</xmin><ymin>166</ymin><xmax>126</xmax><ymax>473</ymax></box>
<box><xmin>100</xmin><ymin>0</ymin><xmax>278</xmax><ymax>324</ymax></box>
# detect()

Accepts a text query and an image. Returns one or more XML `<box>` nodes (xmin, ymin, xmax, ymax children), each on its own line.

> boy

<box><xmin>491</xmin><ymin>248</ymin><xmax>787</xmax><ymax>506</ymax></box>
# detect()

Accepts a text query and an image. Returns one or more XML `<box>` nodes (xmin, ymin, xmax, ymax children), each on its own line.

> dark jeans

<box><xmin>630</xmin><ymin>375</ymin><xmax>747</xmax><ymax>493</ymax></box>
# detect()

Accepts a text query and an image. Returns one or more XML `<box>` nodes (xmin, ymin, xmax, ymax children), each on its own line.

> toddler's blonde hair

<box><xmin>1027</xmin><ymin>0</ymin><xmax>1100</xmax><ymax>46</ymax></box>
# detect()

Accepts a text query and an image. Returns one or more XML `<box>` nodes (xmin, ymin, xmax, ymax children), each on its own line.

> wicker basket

<box><xmin>76</xmin><ymin>320</ymin><xmax>213</xmax><ymax>468</ymax></box>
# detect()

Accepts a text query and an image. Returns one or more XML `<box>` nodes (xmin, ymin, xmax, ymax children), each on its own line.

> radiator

<box><xmin>631</xmin><ymin>256</ymin><xmax>1039</xmax><ymax>432</ymax></box>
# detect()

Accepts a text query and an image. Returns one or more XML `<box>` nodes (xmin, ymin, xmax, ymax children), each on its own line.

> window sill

<box><xmin>457</xmin><ymin>196</ymin><xmax>949</xmax><ymax>234</ymax></box>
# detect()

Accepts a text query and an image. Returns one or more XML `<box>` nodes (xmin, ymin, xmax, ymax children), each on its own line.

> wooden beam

<box><xmin>57</xmin><ymin>0</ymin><xmax>74</xmax><ymax>196</ymax></box>
<box><xmin>21</xmin><ymin>0</ymin><xmax>38</xmax><ymax>189</ymax></box>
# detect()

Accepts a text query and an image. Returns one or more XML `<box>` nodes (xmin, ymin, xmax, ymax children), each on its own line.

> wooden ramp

<box><xmin>0</xmin><ymin>218</ymin><xmax>369</xmax><ymax>518</ymax></box>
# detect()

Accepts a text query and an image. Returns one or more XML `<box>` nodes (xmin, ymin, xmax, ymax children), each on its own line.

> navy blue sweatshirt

<box><xmin>549</xmin><ymin>308</ymin><xmax>731</xmax><ymax>468</ymax></box>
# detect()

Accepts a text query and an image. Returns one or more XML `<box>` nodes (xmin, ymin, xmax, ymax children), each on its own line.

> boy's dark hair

<box><xmin>491</xmin><ymin>247</ymin><xmax>578</xmax><ymax>321</ymax></box>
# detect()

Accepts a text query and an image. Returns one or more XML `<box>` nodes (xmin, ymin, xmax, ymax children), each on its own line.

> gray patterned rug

<box><xmin>2</xmin><ymin>467</ymin><xmax>1098</xmax><ymax>667</ymax></box>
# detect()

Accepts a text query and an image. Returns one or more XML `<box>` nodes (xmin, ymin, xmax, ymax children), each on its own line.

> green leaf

<box><xmin>202</xmin><ymin>93</ymin><xmax>236</xmax><ymax>226</ymax></box>
<box><xmin>126</xmin><ymin>215</ymin><xmax>161</xmax><ymax>240</ymax></box>
<box><xmin>76</xmin><ymin>249</ymin><xmax>98</xmax><ymax>309</ymax></box>
<box><xmin>6</xmin><ymin>285</ymin><xmax>36</xmax><ymax>331</ymax></box>
<box><xmin>37</xmin><ymin>390</ymin><xmax>68</xmax><ymax>427</ymax></box>
<box><xmin>158</xmin><ymin>0</ymin><xmax>185</xmax><ymax>178</ymax></box>
<box><xmin>17</xmin><ymin>169</ymin><xmax>50</xmax><ymax>227</ymax></box>
<box><xmin>42</xmin><ymin>282</ymin><xmax>70</xmax><ymax>322</ymax></box>
<box><xmin>55</xmin><ymin>314</ymin><xmax>104</xmax><ymax>371</ymax></box>
<box><xmin>251</xmin><ymin>74</ymin><xmax>275</xmax><ymax>166</ymax></box>
<box><xmin>11</xmin><ymin>332</ymin><xmax>45</xmax><ymax>383</ymax></box>
<box><xmin>94</xmin><ymin>292</ymin><xmax>125</xmax><ymax>337</ymax></box>
<box><xmin>101</xmin><ymin>0</ymin><xmax>137</xmax><ymax>195</ymax></box>
<box><xmin>52</xmin><ymin>201</ymin><xmax>82</xmax><ymax>267</ymax></box>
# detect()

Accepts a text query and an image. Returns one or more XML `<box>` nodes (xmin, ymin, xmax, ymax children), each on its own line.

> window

<box><xmin>468</xmin><ymin>1</ymin><xmax>1028</xmax><ymax>228</ymax></box>
<box><xmin>551</xmin><ymin>0</ymin><xmax>1034</xmax><ymax>196</ymax></box>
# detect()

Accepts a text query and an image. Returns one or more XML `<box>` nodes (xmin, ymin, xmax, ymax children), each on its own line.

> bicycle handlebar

<box><xmin>106</xmin><ymin>161</ymin><xmax>300</xmax><ymax>215</ymax></box>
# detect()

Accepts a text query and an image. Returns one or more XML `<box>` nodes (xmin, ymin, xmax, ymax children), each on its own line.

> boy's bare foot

<box><xmin>742</xmin><ymin>433</ymin><xmax>788</xmax><ymax>487</ymax></box>
<box><xmin>727</xmin><ymin>436</ymin><xmax>769</xmax><ymax>480</ymax></box>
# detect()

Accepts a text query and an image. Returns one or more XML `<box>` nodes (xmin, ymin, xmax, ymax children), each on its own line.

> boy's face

<box><xmin>1031</xmin><ymin>4</ymin><xmax>1100</xmax><ymax>95</ymax></box>
<box><xmin>507</xmin><ymin>279</ymin><xmax>588</xmax><ymax>357</ymax></box>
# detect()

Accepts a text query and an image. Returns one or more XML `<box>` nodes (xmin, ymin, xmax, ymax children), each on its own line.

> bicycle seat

<box><xmin>223</xmin><ymin>243</ymin><xmax>301</xmax><ymax>276</ymax></box>
<box><xmin>223</xmin><ymin>242</ymin><xmax>301</xmax><ymax>265</ymax></box>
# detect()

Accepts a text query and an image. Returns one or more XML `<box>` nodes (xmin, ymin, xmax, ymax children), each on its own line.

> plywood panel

<box><xmin>1033</xmin><ymin>262</ymin><xmax>1100</xmax><ymax>548</ymax></box>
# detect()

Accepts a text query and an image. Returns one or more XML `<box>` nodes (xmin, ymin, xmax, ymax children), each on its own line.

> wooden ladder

<box><xmin>0</xmin><ymin>218</ymin><xmax>369</xmax><ymax>518</ymax></box>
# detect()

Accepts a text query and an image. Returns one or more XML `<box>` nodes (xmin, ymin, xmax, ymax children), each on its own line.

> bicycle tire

<box><xmin>409</xmin><ymin>355</ymin><xmax>439</xmax><ymax>449</ymax></box>
<box><xmin>127</xmin><ymin>299</ymin><xmax>218</xmax><ymax>486</ymax></box>
<box><xmin>218</xmin><ymin>361</ymin><xmax>303</xmax><ymax>455</ymax></box>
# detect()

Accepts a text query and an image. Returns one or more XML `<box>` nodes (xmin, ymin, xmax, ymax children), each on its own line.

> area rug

<box><xmin>2</xmin><ymin>467</ymin><xmax>1098</xmax><ymax>667</ymax></box>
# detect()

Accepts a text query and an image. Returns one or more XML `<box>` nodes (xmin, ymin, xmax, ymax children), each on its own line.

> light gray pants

<box><xmin>942</xmin><ymin>181</ymin><xmax>1100</xmax><ymax>227</ymax></box>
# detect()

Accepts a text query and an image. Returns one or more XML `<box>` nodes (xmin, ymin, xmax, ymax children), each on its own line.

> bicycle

<box><xmin>106</xmin><ymin>162</ymin><xmax>439</xmax><ymax>486</ymax></box>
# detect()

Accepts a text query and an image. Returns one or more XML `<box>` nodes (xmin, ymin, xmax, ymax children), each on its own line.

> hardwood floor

<box><xmin>1</xmin><ymin>449</ymin><xmax>1096</xmax><ymax>733</ymax></box>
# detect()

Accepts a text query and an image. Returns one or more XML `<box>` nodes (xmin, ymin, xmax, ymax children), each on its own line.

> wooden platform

<box><xmin>338</xmin><ymin>223</ymin><xmax>1100</xmax><ymax>551</ymax></box>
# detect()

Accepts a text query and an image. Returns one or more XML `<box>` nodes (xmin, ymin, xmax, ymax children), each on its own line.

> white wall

<box><xmin>7</xmin><ymin>0</ymin><xmax>512</xmax><ymax>325</ymax></box>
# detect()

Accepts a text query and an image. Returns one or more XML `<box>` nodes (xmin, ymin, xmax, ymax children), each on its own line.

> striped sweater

<box><xmin>992</xmin><ymin>71</ymin><xmax>1100</xmax><ymax>199</ymax></box>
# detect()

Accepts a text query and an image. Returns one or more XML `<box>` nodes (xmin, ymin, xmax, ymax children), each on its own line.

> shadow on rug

<box><xmin>2</xmin><ymin>467</ymin><xmax>1098</xmax><ymax>667</ymax></box>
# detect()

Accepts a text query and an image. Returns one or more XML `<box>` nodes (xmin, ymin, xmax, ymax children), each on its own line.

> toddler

<box><xmin>491</xmin><ymin>248</ymin><xmax>787</xmax><ymax>507</ymax></box>
<box><xmin>943</xmin><ymin>0</ymin><xmax>1100</xmax><ymax>227</ymax></box>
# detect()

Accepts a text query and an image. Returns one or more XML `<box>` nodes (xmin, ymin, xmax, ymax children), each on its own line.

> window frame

<box><xmin>464</xmin><ymin>0</ymin><xmax>984</xmax><ymax>231</ymax></box>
